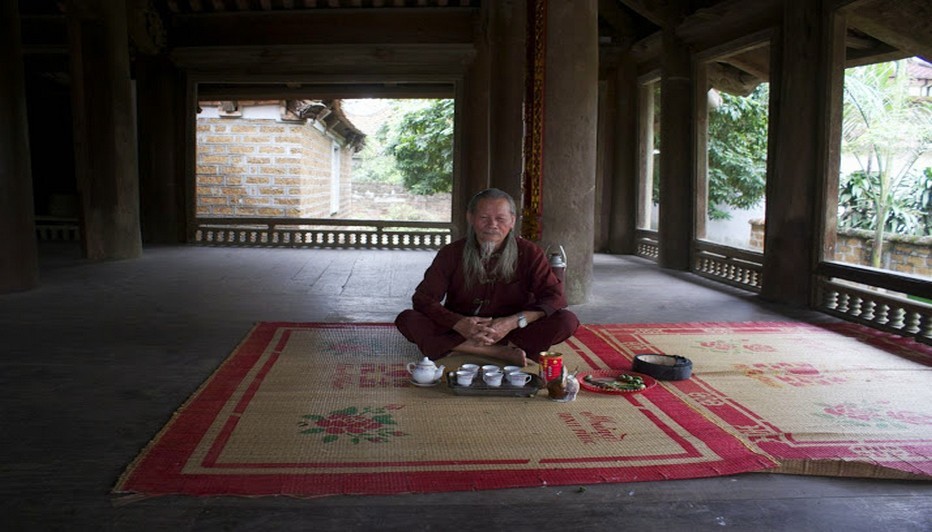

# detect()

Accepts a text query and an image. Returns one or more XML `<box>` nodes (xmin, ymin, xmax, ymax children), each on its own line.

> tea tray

<box><xmin>446</xmin><ymin>372</ymin><xmax>544</xmax><ymax>397</ymax></box>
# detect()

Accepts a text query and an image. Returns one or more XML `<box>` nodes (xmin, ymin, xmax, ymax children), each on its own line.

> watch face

<box><xmin>518</xmin><ymin>314</ymin><xmax>527</xmax><ymax>328</ymax></box>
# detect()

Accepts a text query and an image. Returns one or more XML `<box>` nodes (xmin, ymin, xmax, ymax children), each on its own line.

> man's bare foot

<box><xmin>499</xmin><ymin>346</ymin><xmax>527</xmax><ymax>367</ymax></box>
<box><xmin>452</xmin><ymin>341</ymin><xmax>527</xmax><ymax>367</ymax></box>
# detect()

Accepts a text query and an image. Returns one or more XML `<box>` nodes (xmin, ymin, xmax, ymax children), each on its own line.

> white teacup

<box><xmin>481</xmin><ymin>364</ymin><xmax>501</xmax><ymax>374</ymax></box>
<box><xmin>456</xmin><ymin>370</ymin><xmax>475</xmax><ymax>386</ymax></box>
<box><xmin>506</xmin><ymin>371</ymin><xmax>532</xmax><ymax>386</ymax></box>
<box><xmin>503</xmin><ymin>365</ymin><xmax>522</xmax><ymax>375</ymax></box>
<box><xmin>483</xmin><ymin>371</ymin><xmax>503</xmax><ymax>387</ymax></box>
<box><xmin>460</xmin><ymin>364</ymin><xmax>480</xmax><ymax>375</ymax></box>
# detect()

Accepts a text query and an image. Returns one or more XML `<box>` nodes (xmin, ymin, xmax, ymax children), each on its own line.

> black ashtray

<box><xmin>632</xmin><ymin>354</ymin><xmax>693</xmax><ymax>380</ymax></box>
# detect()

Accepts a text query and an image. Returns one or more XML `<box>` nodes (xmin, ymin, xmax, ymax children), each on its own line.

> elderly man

<box><xmin>395</xmin><ymin>188</ymin><xmax>579</xmax><ymax>366</ymax></box>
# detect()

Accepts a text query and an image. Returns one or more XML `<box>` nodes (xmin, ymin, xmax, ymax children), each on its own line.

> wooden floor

<box><xmin>0</xmin><ymin>242</ymin><xmax>929</xmax><ymax>531</ymax></box>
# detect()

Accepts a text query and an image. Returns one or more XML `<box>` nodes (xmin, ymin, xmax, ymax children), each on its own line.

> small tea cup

<box><xmin>483</xmin><ymin>371</ymin><xmax>503</xmax><ymax>387</ymax></box>
<box><xmin>481</xmin><ymin>364</ymin><xmax>501</xmax><ymax>374</ymax></box>
<box><xmin>456</xmin><ymin>370</ymin><xmax>475</xmax><ymax>386</ymax></box>
<box><xmin>506</xmin><ymin>371</ymin><xmax>532</xmax><ymax>386</ymax></box>
<box><xmin>460</xmin><ymin>363</ymin><xmax>480</xmax><ymax>375</ymax></box>
<box><xmin>503</xmin><ymin>365</ymin><xmax>522</xmax><ymax>375</ymax></box>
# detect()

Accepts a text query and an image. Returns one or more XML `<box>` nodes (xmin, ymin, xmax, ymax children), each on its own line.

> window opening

<box><xmin>833</xmin><ymin>57</ymin><xmax>932</xmax><ymax>288</ymax></box>
<box><xmin>698</xmin><ymin>49</ymin><xmax>771</xmax><ymax>251</ymax></box>
<box><xmin>637</xmin><ymin>80</ymin><xmax>661</xmax><ymax>231</ymax></box>
<box><xmin>193</xmin><ymin>96</ymin><xmax>454</xmax><ymax>248</ymax></box>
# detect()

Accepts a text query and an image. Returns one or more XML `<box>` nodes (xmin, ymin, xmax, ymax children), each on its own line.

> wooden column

<box><xmin>761</xmin><ymin>0</ymin><xmax>841</xmax><ymax>305</ymax></box>
<box><xmin>541</xmin><ymin>0</ymin><xmax>598</xmax><ymax>304</ymax></box>
<box><xmin>67</xmin><ymin>0</ymin><xmax>142</xmax><ymax>260</ymax></box>
<box><xmin>454</xmin><ymin>6</ymin><xmax>492</xmax><ymax>238</ymax></box>
<box><xmin>488</xmin><ymin>0</ymin><xmax>526</xmax><ymax>205</ymax></box>
<box><xmin>136</xmin><ymin>56</ymin><xmax>186</xmax><ymax>244</ymax></box>
<box><xmin>607</xmin><ymin>53</ymin><xmax>639</xmax><ymax>254</ymax></box>
<box><xmin>595</xmin><ymin>79</ymin><xmax>613</xmax><ymax>251</ymax></box>
<box><xmin>0</xmin><ymin>0</ymin><xmax>38</xmax><ymax>292</ymax></box>
<box><xmin>658</xmin><ymin>21</ymin><xmax>695</xmax><ymax>270</ymax></box>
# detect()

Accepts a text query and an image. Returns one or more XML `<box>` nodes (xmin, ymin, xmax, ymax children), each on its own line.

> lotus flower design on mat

<box><xmin>299</xmin><ymin>405</ymin><xmax>407</xmax><ymax>444</ymax></box>
<box><xmin>698</xmin><ymin>340</ymin><xmax>776</xmax><ymax>354</ymax></box>
<box><xmin>814</xmin><ymin>401</ymin><xmax>932</xmax><ymax>429</ymax></box>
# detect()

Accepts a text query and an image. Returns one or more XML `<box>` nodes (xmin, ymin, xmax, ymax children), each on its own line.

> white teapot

<box><xmin>407</xmin><ymin>357</ymin><xmax>445</xmax><ymax>384</ymax></box>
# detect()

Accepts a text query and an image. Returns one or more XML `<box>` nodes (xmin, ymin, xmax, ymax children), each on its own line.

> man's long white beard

<box><xmin>480</xmin><ymin>241</ymin><xmax>496</xmax><ymax>261</ymax></box>
<box><xmin>463</xmin><ymin>227</ymin><xmax>518</xmax><ymax>290</ymax></box>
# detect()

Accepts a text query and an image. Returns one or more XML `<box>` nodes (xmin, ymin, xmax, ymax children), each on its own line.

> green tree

<box><xmin>840</xmin><ymin>59</ymin><xmax>932</xmax><ymax>266</ymax></box>
<box><xmin>386</xmin><ymin>99</ymin><xmax>454</xmax><ymax>195</ymax></box>
<box><xmin>353</xmin><ymin>130</ymin><xmax>403</xmax><ymax>185</ymax></box>
<box><xmin>706</xmin><ymin>84</ymin><xmax>770</xmax><ymax>220</ymax></box>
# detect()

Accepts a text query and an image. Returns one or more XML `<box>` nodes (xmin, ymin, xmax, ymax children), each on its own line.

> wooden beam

<box><xmin>707</xmin><ymin>61</ymin><xmax>761</xmax><ymax>97</ymax></box>
<box><xmin>846</xmin><ymin>0</ymin><xmax>932</xmax><ymax>61</ymax></box>
<box><xmin>598</xmin><ymin>0</ymin><xmax>635</xmax><ymax>45</ymax></box>
<box><xmin>170</xmin><ymin>8</ymin><xmax>478</xmax><ymax>46</ymax></box>
<box><xmin>845</xmin><ymin>31</ymin><xmax>880</xmax><ymax>50</ymax></box>
<box><xmin>616</xmin><ymin>0</ymin><xmax>664</xmax><ymax>27</ymax></box>
<box><xmin>676</xmin><ymin>0</ymin><xmax>781</xmax><ymax>53</ymax></box>
<box><xmin>846</xmin><ymin>43</ymin><xmax>909</xmax><ymax>67</ymax></box>
<box><xmin>630</xmin><ymin>31</ymin><xmax>660</xmax><ymax>63</ymax></box>
<box><xmin>197</xmin><ymin>82</ymin><xmax>455</xmax><ymax>99</ymax></box>
<box><xmin>722</xmin><ymin>46</ymin><xmax>770</xmax><ymax>79</ymax></box>
<box><xmin>171</xmin><ymin>43</ymin><xmax>476</xmax><ymax>77</ymax></box>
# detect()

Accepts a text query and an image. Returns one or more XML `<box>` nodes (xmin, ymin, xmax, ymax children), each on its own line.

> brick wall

<box><xmin>196</xmin><ymin>117</ymin><xmax>353</xmax><ymax>218</ymax></box>
<box><xmin>750</xmin><ymin>220</ymin><xmax>931</xmax><ymax>277</ymax></box>
<box><xmin>748</xmin><ymin>219</ymin><xmax>765</xmax><ymax>250</ymax></box>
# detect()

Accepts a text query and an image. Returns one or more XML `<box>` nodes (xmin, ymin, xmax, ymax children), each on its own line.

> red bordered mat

<box><xmin>578</xmin><ymin>370</ymin><xmax>657</xmax><ymax>394</ymax></box>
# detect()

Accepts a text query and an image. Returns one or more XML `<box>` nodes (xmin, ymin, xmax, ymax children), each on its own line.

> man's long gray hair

<box><xmin>463</xmin><ymin>188</ymin><xmax>519</xmax><ymax>290</ymax></box>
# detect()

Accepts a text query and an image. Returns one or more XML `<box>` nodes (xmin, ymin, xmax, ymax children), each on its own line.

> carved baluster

<box><xmin>905</xmin><ymin>311</ymin><xmax>921</xmax><ymax>335</ymax></box>
<box><xmin>889</xmin><ymin>307</ymin><xmax>906</xmax><ymax>330</ymax></box>
<box><xmin>918</xmin><ymin>314</ymin><xmax>932</xmax><ymax>342</ymax></box>
<box><xmin>823</xmin><ymin>288</ymin><xmax>838</xmax><ymax>310</ymax></box>
<box><xmin>875</xmin><ymin>303</ymin><xmax>890</xmax><ymax>325</ymax></box>
<box><xmin>836</xmin><ymin>292</ymin><xmax>850</xmax><ymax>313</ymax></box>
<box><xmin>861</xmin><ymin>299</ymin><xmax>875</xmax><ymax>321</ymax></box>
<box><xmin>848</xmin><ymin>295</ymin><xmax>861</xmax><ymax>317</ymax></box>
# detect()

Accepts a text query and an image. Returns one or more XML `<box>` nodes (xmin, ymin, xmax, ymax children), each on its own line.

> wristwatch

<box><xmin>516</xmin><ymin>313</ymin><xmax>528</xmax><ymax>328</ymax></box>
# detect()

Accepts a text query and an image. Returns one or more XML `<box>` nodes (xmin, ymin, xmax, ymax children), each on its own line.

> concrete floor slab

<box><xmin>0</xmin><ymin>243</ymin><xmax>928</xmax><ymax>531</ymax></box>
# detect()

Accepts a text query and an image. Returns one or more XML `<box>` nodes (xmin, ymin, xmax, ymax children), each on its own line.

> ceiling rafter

<box><xmin>845</xmin><ymin>0</ymin><xmax>932</xmax><ymax>62</ymax></box>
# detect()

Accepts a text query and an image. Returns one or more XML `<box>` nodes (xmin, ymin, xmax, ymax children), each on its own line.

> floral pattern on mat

<box><xmin>580</xmin><ymin>322</ymin><xmax>932</xmax><ymax>477</ymax></box>
<box><xmin>813</xmin><ymin>401</ymin><xmax>932</xmax><ymax>430</ymax></box>
<box><xmin>332</xmin><ymin>363</ymin><xmax>409</xmax><ymax>389</ymax></box>
<box><xmin>299</xmin><ymin>405</ymin><xmax>407</xmax><ymax>444</ymax></box>
<box><xmin>697</xmin><ymin>340</ymin><xmax>777</xmax><ymax>354</ymax></box>
<box><xmin>735</xmin><ymin>362</ymin><xmax>849</xmax><ymax>388</ymax></box>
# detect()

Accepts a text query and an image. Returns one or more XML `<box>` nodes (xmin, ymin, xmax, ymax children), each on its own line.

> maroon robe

<box><xmin>395</xmin><ymin>237</ymin><xmax>579</xmax><ymax>361</ymax></box>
